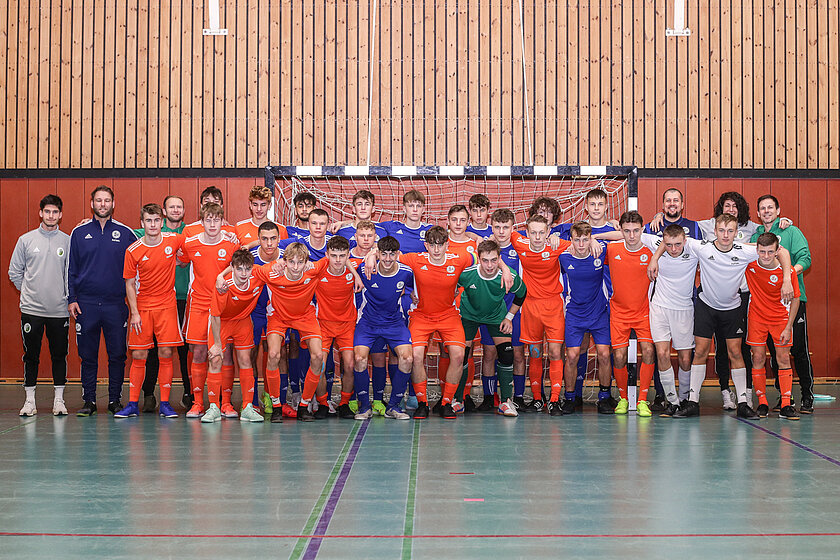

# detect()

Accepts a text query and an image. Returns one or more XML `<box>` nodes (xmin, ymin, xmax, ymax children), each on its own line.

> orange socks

<box><xmin>614</xmin><ymin>365</ymin><xmax>629</xmax><ymax>399</ymax></box>
<box><xmin>412</xmin><ymin>381</ymin><xmax>428</xmax><ymax>403</ymax></box>
<box><xmin>441</xmin><ymin>381</ymin><xmax>457</xmax><ymax>405</ymax></box>
<box><xmin>779</xmin><ymin>368</ymin><xmax>793</xmax><ymax>407</ymax></box>
<box><xmin>207</xmin><ymin>368</ymin><xmax>222</xmax><ymax>406</ymax></box>
<box><xmin>528</xmin><ymin>357</ymin><xmax>544</xmax><ymax>401</ymax></box>
<box><xmin>190</xmin><ymin>361</ymin><xmax>208</xmax><ymax>406</ymax></box>
<box><xmin>340</xmin><ymin>391</ymin><xmax>352</xmax><ymax>405</ymax></box>
<box><xmin>300</xmin><ymin>369</ymin><xmax>321</xmax><ymax>405</ymax></box>
<box><xmin>438</xmin><ymin>356</ymin><xmax>450</xmax><ymax>383</ymax></box>
<box><xmin>752</xmin><ymin>367</ymin><xmax>768</xmax><ymax>406</ymax></box>
<box><xmin>129</xmin><ymin>359</ymin><xmax>146</xmax><ymax>402</ymax></box>
<box><xmin>548</xmin><ymin>359</ymin><xmax>564</xmax><ymax>401</ymax></box>
<box><xmin>239</xmin><ymin>367</ymin><xmax>255</xmax><ymax>406</ymax></box>
<box><xmin>158</xmin><ymin>356</ymin><xmax>174</xmax><ymax>402</ymax></box>
<box><xmin>221</xmin><ymin>365</ymin><xmax>235</xmax><ymax>406</ymax></box>
<box><xmin>265</xmin><ymin>368</ymin><xmax>280</xmax><ymax>400</ymax></box>
<box><xmin>638</xmin><ymin>362</ymin><xmax>655</xmax><ymax>402</ymax></box>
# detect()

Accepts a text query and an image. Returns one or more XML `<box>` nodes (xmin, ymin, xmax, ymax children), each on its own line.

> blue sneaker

<box><xmin>114</xmin><ymin>402</ymin><xmax>139</xmax><ymax>418</ymax></box>
<box><xmin>404</xmin><ymin>395</ymin><xmax>419</xmax><ymax>410</ymax></box>
<box><xmin>158</xmin><ymin>401</ymin><xmax>178</xmax><ymax>418</ymax></box>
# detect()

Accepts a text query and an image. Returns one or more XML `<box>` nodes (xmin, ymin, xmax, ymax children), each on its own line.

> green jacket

<box><xmin>751</xmin><ymin>218</ymin><xmax>810</xmax><ymax>302</ymax></box>
<box><xmin>134</xmin><ymin>222</ymin><xmax>189</xmax><ymax>300</ymax></box>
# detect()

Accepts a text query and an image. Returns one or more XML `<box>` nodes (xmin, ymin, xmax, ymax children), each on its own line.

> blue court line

<box><xmin>736</xmin><ymin>418</ymin><xmax>840</xmax><ymax>468</ymax></box>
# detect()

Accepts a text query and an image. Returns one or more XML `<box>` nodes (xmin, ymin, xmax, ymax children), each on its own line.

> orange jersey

<box><xmin>211</xmin><ymin>275</ymin><xmax>266</xmax><ymax>321</ymax></box>
<box><xmin>252</xmin><ymin>258</ymin><xmax>330</xmax><ymax>320</ymax></box>
<box><xmin>182</xmin><ymin>220</ymin><xmax>237</xmax><ymax>239</ymax></box>
<box><xmin>399</xmin><ymin>252</ymin><xmax>473</xmax><ymax>317</ymax></box>
<box><xmin>745</xmin><ymin>263</ymin><xmax>800</xmax><ymax>324</ymax></box>
<box><xmin>315</xmin><ymin>265</ymin><xmax>358</xmax><ymax>323</ymax></box>
<box><xmin>235</xmin><ymin>218</ymin><xmax>287</xmax><ymax>246</ymax></box>
<box><xmin>123</xmin><ymin>232</ymin><xmax>186</xmax><ymax>310</ymax></box>
<box><xmin>180</xmin><ymin>232</ymin><xmax>240</xmax><ymax>307</ymax></box>
<box><xmin>511</xmin><ymin>232</ymin><xmax>570</xmax><ymax>299</ymax></box>
<box><xmin>605</xmin><ymin>241</ymin><xmax>653</xmax><ymax>320</ymax></box>
<box><xmin>447</xmin><ymin>236</ymin><xmax>477</xmax><ymax>261</ymax></box>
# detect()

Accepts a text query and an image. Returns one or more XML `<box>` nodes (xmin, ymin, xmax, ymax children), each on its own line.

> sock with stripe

<box><xmin>658</xmin><ymin>367</ymin><xmax>679</xmax><ymax>405</ymax></box>
<box><xmin>688</xmin><ymin>364</ymin><xmax>705</xmax><ymax>403</ymax></box>
<box><xmin>441</xmin><ymin>381</ymin><xmax>457</xmax><ymax>405</ymax></box>
<box><xmin>483</xmin><ymin>375</ymin><xmax>498</xmax><ymax>397</ymax></box>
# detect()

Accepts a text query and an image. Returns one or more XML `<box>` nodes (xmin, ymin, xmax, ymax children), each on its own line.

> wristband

<box><xmin>505</xmin><ymin>312</ymin><xmax>515</xmax><ymax>321</ymax></box>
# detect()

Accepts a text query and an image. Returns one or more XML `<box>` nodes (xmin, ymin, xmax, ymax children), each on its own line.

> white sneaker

<box><xmin>721</xmin><ymin>389</ymin><xmax>736</xmax><ymax>410</ymax></box>
<box><xmin>239</xmin><ymin>403</ymin><xmax>265</xmax><ymax>423</ymax></box>
<box><xmin>327</xmin><ymin>400</ymin><xmax>338</xmax><ymax>415</ymax></box>
<box><xmin>451</xmin><ymin>400</ymin><xmax>464</xmax><ymax>413</ymax></box>
<box><xmin>385</xmin><ymin>407</ymin><xmax>410</xmax><ymax>420</ymax></box>
<box><xmin>201</xmin><ymin>403</ymin><xmax>222</xmax><ymax>423</ymax></box>
<box><xmin>354</xmin><ymin>408</ymin><xmax>372</xmax><ymax>420</ymax></box>
<box><xmin>19</xmin><ymin>400</ymin><xmax>37</xmax><ymax>416</ymax></box>
<box><xmin>498</xmin><ymin>399</ymin><xmax>519</xmax><ymax>417</ymax></box>
<box><xmin>52</xmin><ymin>398</ymin><xmax>68</xmax><ymax>416</ymax></box>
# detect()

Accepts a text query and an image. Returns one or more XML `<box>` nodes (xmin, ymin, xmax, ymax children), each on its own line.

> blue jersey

<box><xmin>645</xmin><ymin>216</ymin><xmax>701</xmax><ymax>240</ymax></box>
<box><xmin>285</xmin><ymin>225</ymin><xmax>309</xmax><ymax>240</ymax></box>
<box><xmin>555</xmin><ymin>221</ymin><xmax>618</xmax><ymax>248</ymax></box>
<box><xmin>68</xmin><ymin>218</ymin><xmax>138</xmax><ymax>305</ymax></box>
<box><xmin>559</xmin><ymin>252</ymin><xmax>609</xmax><ymax>319</ymax></box>
<box><xmin>249</xmin><ymin>247</ymin><xmax>274</xmax><ymax>319</ymax></box>
<box><xmin>466</xmin><ymin>223</ymin><xmax>493</xmax><ymax>238</ymax></box>
<box><xmin>337</xmin><ymin>223</ymin><xmax>387</xmax><ymax>243</ymax></box>
<box><xmin>380</xmin><ymin>220</ymin><xmax>432</xmax><ymax>254</ymax></box>
<box><xmin>356</xmin><ymin>262</ymin><xmax>414</xmax><ymax>325</ymax></box>
<box><xmin>497</xmin><ymin>243</ymin><xmax>523</xmax><ymax>308</ymax></box>
<box><xmin>278</xmin><ymin>234</ymin><xmax>333</xmax><ymax>261</ymax></box>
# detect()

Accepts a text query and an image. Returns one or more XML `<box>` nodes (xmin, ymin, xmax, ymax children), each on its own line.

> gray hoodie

<box><xmin>8</xmin><ymin>225</ymin><xmax>71</xmax><ymax>318</ymax></box>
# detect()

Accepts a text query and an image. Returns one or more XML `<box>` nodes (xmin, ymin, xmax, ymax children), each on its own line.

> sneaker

<box><xmin>354</xmin><ymin>408</ymin><xmax>373</xmax><ymax>420</ymax></box>
<box><xmin>385</xmin><ymin>406</ymin><xmax>411</xmax><ymax>420</ymax></box>
<box><xmin>114</xmin><ymin>402</ymin><xmax>140</xmax><ymax>418</ymax></box>
<box><xmin>560</xmin><ymin>398</ymin><xmax>576</xmax><ymax>415</ymax></box>
<box><xmin>108</xmin><ymin>401</ymin><xmax>123</xmax><ymax>415</ymax></box>
<box><xmin>19</xmin><ymin>400</ymin><xmax>37</xmax><ymax>417</ymax></box>
<box><xmin>313</xmin><ymin>403</ymin><xmax>329</xmax><ymax>420</ymax></box>
<box><xmin>186</xmin><ymin>403</ymin><xmax>205</xmax><ymax>419</ymax></box>
<box><xmin>497</xmin><ymin>399</ymin><xmax>519</xmax><ymax>417</ymax></box>
<box><xmin>649</xmin><ymin>393</ymin><xmax>667</xmax><ymax>414</ymax></box>
<box><xmin>614</xmin><ymin>397</ymin><xmax>629</xmax><ymax>415</ymax></box>
<box><xmin>721</xmin><ymin>390</ymin><xmax>736</xmax><ymax>410</ymax></box>
<box><xmin>475</xmin><ymin>397</ymin><xmax>495</xmax><ymax>413</ymax></box>
<box><xmin>659</xmin><ymin>403</ymin><xmax>680</xmax><ymax>417</ymax></box>
<box><xmin>297</xmin><ymin>404</ymin><xmax>315</xmax><ymax>422</ymax></box>
<box><xmin>404</xmin><ymin>395</ymin><xmax>419</xmax><ymax>410</ymax></box>
<box><xmin>282</xmin><ymin>403</ymin><xmax>298</xmax><ymax>418</ymax></box>
<box><xmin>773</xmin><ymin>398</ymin><xmax>783</xmax><ymax>413</ymax></box>
<box><xmin>76</xmin><ymin>401</ymin><xmax>97</xmax><ymax>417</ymax></box>
<box><xmin>240</xmin><ymin>403</ymin><xmax>265</xmax><ymax>422</ymax></box>
<box><xmin>547</xmin><ymin>400</ymin><xmax>562</xmax><ymax>416</ymax></box>
<box><xmin>262</xmin><ymin>392</ymin><xmax>273</xmax><ymax>414</ymax></box>
<box><xmin>574</xmin><ymin>395</ymin><xmax>584</xmax><ymax>409</ymax></box>
<box><xmin>462</xmin><ymin>395</ymin><xmax>477</xmax><ymax>413</ymax></box>
<box><xmin>745</xmin><ymin>388</ymin><xmax>754</xmax><ymax>406</ymax></box>
<box><xmin>372</xmin><ymin>400</ymin><xmax>387</xmax><ymax>417</ymax></box>
<box><xmin>780</xmin><ymin>405</ymin><xmax>800</xmax><ymax>420</ymax></box>
<box><xmin>181</xmin><ymin>392</ymin><xmax>194</xmax><ymax>410</ymax></box>
<box><xmin>338</xmin><ymin>403</ymin><xmax>355</xmax><ymax>419</ymax></box>
<box><xmin>142</xmin><ymin>395</ymin><xmax>157</xmax><ymax>413</ymax></box>
<box><xmin>800</xmin><ymin>396</ymin><xmax>814</xmax><ymax>414</ymax></box>
<box><xmin>756</xmin><ymin>403</ymin><xmax>769</xmax><ymax>418</ymax></box>
<box><xmin>525</xmin><ymin>399</ymin><xmax>545</xmax><ymax>413</ymax></box>
<box><xmin>158</xmin><ymin>401</ymin><xmax>178</xmax><ymax>418</ymax></box>
<box><xmin>431</xmin><ymin>400</ymin><xmax>442</xmax><ymax>415</ymax></box>
<box><xmin>326</xmin><ymin>401</ymin><xmax>338</xmax><ymax>417</ymax></box>
<box><xmin>440</xmin><ymin>403</ymin><xmax>457</xmax><ymax>419</ymax></box>
<box><xmin>201</xmin><ymin>403</ymin><xmax>222</xmax><ymax>423</ymax></box>
<box><xmin>220</xmin><ymin>403</ymin><xmax>238</xmax><ymax>419</ymax></box>
<box><xmin>736</xmin><ymin>402</ymin><xmax>759</xmax><ymax>420</ymax></box>
<box><xmin>597</xmin><ymin>398</ymin><xmax>615</xmax><ymax>415</ymax></box>
<box><xmin>637</xmin><ymin>400</ymin><xmax>652</xmax><ymax>417</ymax></box>
<box><xmin>52</xmin><ymin>398</ymin><xmax>67</xmax><ymax>416</ymax></box>
<box><xmin>451</xmin><ymin>400</ymin><xmax>464</xmax><ymax>414</ymax></box>
<box><xmin>348</xmin><ymin>399</ymin><xmax>359</xmax><ymax>414</ymax></box>
<box><xmin>413</xmin><ymin>402</ymin><xmax>430</xmax><ymax>419</ymax></box>
<box><xmin>673</xmin><ymin>400</ymin><xmax>700</xmax><ymax>418</ymax></box>
<box><xmin>512</xmin><ymin>396</ymin><xmax>526</xmax><ymax>411</ymax></box>
<box><xmin>270</xmin><ymin>409</ymin><xmax>283</xmax><ymax>423</ymax></box>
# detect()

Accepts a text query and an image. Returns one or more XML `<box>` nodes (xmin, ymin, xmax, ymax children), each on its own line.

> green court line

<box><xmin>401</xmin><ymin>421</ymin><xmax>421</xmax><ymax>560</ymax></box>
<box><xmin>0</xmin><ymin>419</ymin><xmax>37</xmax><ymax>436</ymax></box>
<box><xmin>289</xmin><ymin>422</ymin><xmax>361</xmax><ymax>560</ymax></box>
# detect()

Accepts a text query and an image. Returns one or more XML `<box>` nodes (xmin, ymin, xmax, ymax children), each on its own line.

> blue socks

<box><xmin>513</xmin><ymin>374</ymin><xmax>525</xmax><ymax>397</ymax></box>
<box><xmin>387</xmin><ymin>369</ymin><xmax>412</xmax><ymax>409</ymax></box>
<box><xmin>354</xmin><ymin>368</ymin><xmax>371</xmax><ymax>411</ymax></box>
<box><xmin>372</xmin><ymin>366</ymin><xmax>387</xmax><ymax>401</ymax></box>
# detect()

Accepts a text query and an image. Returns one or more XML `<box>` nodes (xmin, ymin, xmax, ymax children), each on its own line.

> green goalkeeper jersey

<box><xmin>457</xmin><ymin>265</ymin><xmax>527</xmax><ymax>324</ymax></box>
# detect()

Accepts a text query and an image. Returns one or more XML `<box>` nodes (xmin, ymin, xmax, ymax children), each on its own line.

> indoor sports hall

<box><xmin>0</xmin><ymin>1</ymin><xmax>839</xmax><ymax>558</ymax></box>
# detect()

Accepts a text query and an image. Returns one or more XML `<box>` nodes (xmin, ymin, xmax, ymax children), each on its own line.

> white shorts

<box><xmin>649</xmin><ymin>303</ymin><xmax>695</xmax><ymax>350</ymax></box>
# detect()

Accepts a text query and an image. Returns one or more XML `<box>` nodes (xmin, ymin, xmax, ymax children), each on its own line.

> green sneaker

<box><xmin>348</xmin><ymin>400</ymin><xmax>359</xmax><ymax>414</ymax></box>
<box><xmin>262</xmin><ymin>392</ymin><xmax>273</xmax><ymax>414</ymax></box>
<box><xmin>636</xmin><ymin>400</ymin><xmax>652</xmax><ymax>417</ymax></box>
<box><xmin>614</xmin><ymin>397</ymin><xmax>629</xmax><ymax>415</ymax></box>
<box><xmin>201</xmin><ymin>403</ymin><xmax>222</xmax><ymax>423</ymax></box>
<box><xmin>240</xmin><ymin>403</ymin><xmax>265</xmax><ymax>423</ymax></box>
<box><xmin>372</xmin><ymin>400</ymin><xmax>387</xmax><ymax>417</ymax></box>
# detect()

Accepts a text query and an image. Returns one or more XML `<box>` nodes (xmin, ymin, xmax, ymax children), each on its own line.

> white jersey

<box><xmin>685</xmin><ymin>238</ymin><xmax>758</xmax><ymax>311</ymax></box>
<box><xmin>641</xmin><ymin>233</ymin><xmax>698</xmax><ymax>311</ymax></box>
<box><xmin>698</xmin><ymin>218</ymin><xmax>760</xmax><ymax>243</ymax></box>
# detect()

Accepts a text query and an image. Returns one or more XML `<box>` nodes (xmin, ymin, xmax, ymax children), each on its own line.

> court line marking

<box><xmin>302</xmin><ymin>420</ymin><xmax>369</xmax><ymax>560</ymax></box>
<box><xmin>289</xmin><ymin>422</ymin><xmax>361</xmax><ymax>560</ymax></box>
<box><xmin>735</xmin><ymin>418</ymin><xmax>840</xmax><ymax>468</ymax></box>
<box><xmin>0</xmin><ymin>419</ymin><xmax>37</xmax><ymax>435</ymax></box>
<box><xmin>401</xmin><ymin>421</ymin><xmax>421</xmax><ymax>560</ymax></box>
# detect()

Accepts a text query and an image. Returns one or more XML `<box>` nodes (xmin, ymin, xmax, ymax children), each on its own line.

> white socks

<box><xmin>24</xmin><ymin>386</ymin><xmax>35</xmax><ymax>402</ymax></box>
<box><xmin>678</xmin><ymin>368</ymin><xmax>691</xmax><ymax>401</ymax></box>
<box><xmin>54</xmin><ymin>385</ymin><xmax>65</xmax><ymax>400</ymax></box>
<box><xmin>731</xmin><ymin>368</ymin><xmax>748</xmax><ymax>403</ymax></box>
<box><xmin>689</xmin><ymin>364</ymin><xmax>706</xmax><ymax>403</ymax></box>
<box><xmin>659</xmin><ymin>367</ymin><xmax>680</xmax><ymax>405</ymax></box>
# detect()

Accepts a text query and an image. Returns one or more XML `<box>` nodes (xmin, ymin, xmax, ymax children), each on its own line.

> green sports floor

<box><xmin>2</xmin><ymin>384</ymin><xmax>840</xmax><ymax>559</ymax></box>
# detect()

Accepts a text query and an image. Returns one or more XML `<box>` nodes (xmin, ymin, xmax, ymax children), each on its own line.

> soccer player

<box><xmin>203</xmin><ymin>249</ymin><xmax>265</xmax><ymax>423</ymax></box>
<box><xmin>644</xmin><ymin>188</ymin><xmax>702</xmax><ymax>239</ymax></box>
<box><xmin>180</xmin><ymin>203</ymin><xmax>240</xmax><ymax>418</ymax></box>
<box><xmin>648</xmin><ymin>213</ymin><xmax>795</xmax><ymax>418</ymax></box>
<box><xmin>183</xmin><ymin>186</ymin><xmax>234</xmax><ymax>237</ymax></box>
<box><xmin>456</xmin><ymin>239</ymin><xmax>527</xmax><ymax>416</ymax></box>
<box><xmin>332</xmin><ymin>189</ymin><xmax>387</xmax><ymax>241</ymax></box>
<box><xmin>236</xmin><ymin>185</ymin><xmax>286</xmax><ymax>249</ymax></box>
<box><xmin>745</xmin><ymin>233</ymin><xmax>801</xmax><ymax>420</ymax></box>
<box><xmin>526</xmin><ymin>196</ymin><xmax>563</xmax><ymax>234</ymax></box>
<box><xmin>115</xmin><ymin>203</ymin><xmax>186</xmax><ymax>419</ymax></box>
<box><xmin>558</xmin><ymin>222</ymin><xmax>614</xmax><ymax>415</ymax></box>
<box><xmin>9</xmin><ymin>194</ymin><xmax>71</xmax><ymax>416</ymax></box>
<box><xmin>752</xmin><ymin>194</ymin><xmax>814</xmax><ymax>413</ymax></box>
<box><xmin>379</xmin><ymin>189</ymin><xmax>433</xmax><ymax>253</ymax></box>
<box><xmin>466</xmin><ymin>194</ymin><xmax>492</xmax><ymax>238</ymax></box>
<box><xmin>69</xmin><ymin>186</ymin><xmax>138</xmax><ymax>416</ymax></box>
<box><xmin>287</xmin><ymin>191</ymin><xmax>316</xmax><ymax>240</ymax></box>
<box><xmin>353</xmin><ymin>236</ymin><xmax>415</xmax><ymax>420</ymax></box>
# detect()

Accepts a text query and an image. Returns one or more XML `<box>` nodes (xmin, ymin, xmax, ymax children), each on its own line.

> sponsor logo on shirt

<box><xmin>141</xmin><ymin>255</ymin><xmax>150</xmax><ymax>261</ymax></box>
<box><xmin>84</xmin><ymin>234</ymin><xmax>93</xmax><ymax>239</ymax></box>
<box><xmin>397</xmin><ymin>281</ymin><xmax>405</xmax><ymax>289</ymax></box>
<box><xmin>567</xmin><ymin>264</ymin><xmax>575</xmax><ymax>270</ymax></box>
<box><xmin>731</xmin><ymin>256</ymin><xmax>739</xmax><ymax>262</ymax></box>
<box><xmin>345</xmin><ymin>273</ymin><xmax>353</xmax><ymax>281</ymax></box>
<box><xmin>640</xmin><ymin>254</ymin><xmax>649</xmax><ymax>262</ymax></box>
<box><xmin>420</xmin><ymin>265</ymin><xmax>428</xmax><ymax>270</ymax></box>
<box><xmin>770</xmin><ymin>274</ymin><xmax>778</xmax><ymax>283</ymax></box>
<box><xmin>614</xmin><ymin>254</ymin><xmax>622</xmax><ymax>260</ymax></box>
<box><xmin>446</xmin><ymin>265</ymin><xmax>455</xmax><ymax>273</ymax></box>
<box><xmin>218</xmin><ymin>248</ymin><xmax>227</xmax><ymax>258</ymax></box>
<box><xmin>195</xmin><ymin>251</ymin><xmax>202</xmax><ymax>257</ymax></box>
<box><xmin>303</xmin><ymin>278</ymin><xmax>311</xmax><ymax>284</ymax></box>
<box><xmin>508</xmin><ymin>249</ymin><xmax>516</xmax><ymax>257</ymax></box>
<box><xmin>371</xmin><ymin>282</ymin><xmax>379</xmax><ymax>288</ymax></box>
<box><xmin>33</xmin><ymin>247</ymin><xmax>40</xmax><ymax>253</ymax></box>
<box><xmin>164</xmin><ymin>246</ymin><xmax>173</xmax><ymax>255</ymax></box>
<box><xmin>320</xmin><ymin>277</ymin><xmax>329</xmax><ymax>282</ymax></box>
<box><xmin>593</xmin><ymin>258</ymin><xmax>601</xmax><ymax>267</ymax></box>
<box><xmin>468</xmin><ymin>284</ymin><xmax>477</xmax><ymax>289</ymax></box>
<box><xmin>541</xmin><ymin>251</ymin><xmax>550</xmax><ymax>258</ymax></box>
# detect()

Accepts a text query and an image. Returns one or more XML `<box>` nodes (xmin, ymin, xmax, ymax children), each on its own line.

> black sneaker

<box><xmin>297</xmin><ymin>404</ymin><xmax>315</xmax><ymax>422</ymax></box>
<box><xmin>574</xmin><ymin>396</ymin><xmax>583</xmax><ymax>410</ymax></box>
<box><xmin>76</xmin><ymin>401</ymin><xmax>97</xmax><ymax>417</ymax></box>
<box><xmin>430</xmin><ymin>400</ymin><xmax>442</xmax><ymax>415</ymax></box>
<box><xmin>528</xmin><ymin>399</ymin><xmax>546</xmax><ymax>414</ymax></box>
<box><xmin>649</xmin><ymin>393</ymin><xmax>667</xmax><ymax>414</ymax></box>
<box><xmin>673</xmin><ymin>400</ymin><xmax>700</xmax><ymax>418</ymax></box>
<box><xmin>108</xmin><ymin>401</ymin><xmax>123</xmax><ymax>415</ymax></box>
<box><xmin>440</xmin><ymin>403</ymin><xmax>457</xmax><ymax>419</ymax></box>
<box><xmin>338</xmin><ymin>403</ymin><xmax>355</xmax><ymax>419</ymax></box>
<box><xmin>560</xmin><ymin>399</ymin><xmax>576</xmax><ymax>415</ymax></box>
<box><xmin>313</xmin><ymin>404</ymin><xmax>329</xmax><ymax>420</ymax></box>
<box><xmin>462</xmin><ymin>395</ymin><xmax>477</xmax><ymax>413</ymax></box>
<box><xmin>736</xmin><ymin>402</ymin><xmax>759</xmax><ymax>420</ymax></box>
<box><xmin>547</xmin><ymin>400</ymin><xmax>562</xmax><ymax>416</ymax></box>
<box><xmin>475</xmin><ymin>397</ymin><xmax>495</xmax><ymax>413</ymax></box>
<box><xmin>780</xmin><ymin>405</ymin><xmax>800</xmax><ymax>420</ymax></box>
<box><xmin>800</xmin><ymin>395</ymin><xmax>814</xmax><ymax>414</ymax></box>
<box><xmin>597</xmin><ymin>398</ymin><xmax>616</xmax><ymax>415</ymax></box>
<box><xmin>142</xmin><ymin>395</ymin><xmax>157</xmax><ymax>413</ymax></box>
<box><xmin>182</xmin><ymin>392</ymin><xmax>194</xmax><ymax>410</ymax></box>
<box><xmin>270</xmin><ymin>408</ymin><xmax>283</xmax><ymax>423</ymax></box>
<box><xmin>413</xmin><ymin>402</ymin><xmax>430</xmax><ymax>419</ymax></box>
<box><xmin>756</xmin><ymin>404</ymin><xmax>769</xmax><ymax>418</ymax></box>
<box><xmin>605</xmin><ymin>395</ymin><xmax>619</xmax><ymax>409</ymax></box>
<box><xmin>512</xmin><ymin>396</ymin><xmax>526</xmax><ymax>411</ymax></box>
<box><xmin>659</xmin><ymin>402</ymin><xmax>680</xmax><ymax>417</ymax></box>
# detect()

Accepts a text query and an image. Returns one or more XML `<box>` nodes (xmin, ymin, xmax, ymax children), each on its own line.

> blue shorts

<box><xmin>354</xmin><ymin>319</ymin><xmax>412</xmax><ymax>350</ymax></box>
<box><xmin>252</xmin><ymin>313</ymin><xmax>268</xmax><ymax>347</ymax></box>
<box><xmin>565</xmin><ymin>308</ymin><xmax>611</xmax><ymax>348</ymax></box>
<box><xmin>480</xmin><ymin>313</ymin><xmax>522</xmax><ymax>346</ymax></box>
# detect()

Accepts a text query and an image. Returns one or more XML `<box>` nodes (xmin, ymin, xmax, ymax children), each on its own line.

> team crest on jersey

<box><xmin>541</xmin><ymin>251</ymin><xmax>550</xmax><ymax>258</ymax></box>
<box><xmin>23</xmin><ymin>323</ymin><xmax>31</xmax><ymax>333</ymax></box>
<box><xmin>770</xmin><ymin>274</ymin><xmax>778</xmax><ymax>283</ymax></box>
<box><xmin>164</xmin><ymin>246</ymin><xmax>173</xmax><ymax>255</ymax></box>
<box><xmin>56</xmin><ymin>248</ymin><xmax>65</xmax><ymax>257</ymax></box>
<box><xmin>467</xmin><ymin>246</ymin><xmax>475</xmax><ymax>254</ymax></box>
<box><xmin>419</xmin><ymin>230</ymin><xmax>426</xmax><ymax>239</ymax></box>
<box><xmin>397</xmin><ymin>281</ymin><xmax>405</xmax><ymax>289</ymax></box>
<box><xmin>75</xmin><ymin>323</ymin><xmax>81</xmax><ymax>333</ymax></box>
<box><xmin>218</xmin><ymin>248</ymin><xmax>227</xmax><ymax>258</ymax></box>
<box><xmin>682</xmin><ymin>253</ymin><xmax>690</xmax><ymax>259</ymax></box>
<box><xmin>508</xmin><ymin>249</ymin><xmax>516</xmax><ymax>257</ymax></box>
<box><xmin>345</xmin><ymin>273</ymin><xmax>353</xmax><ymax>281</ymax></box>
<box><xmin>593</xmin><ymin>258</ymin><xmax>601</xmax><ymax>267</ymax></box>
<box><xmin>446</xmin><ymin>265</ymin><xmax>455</xmax><ymax>273</ymax></box>
<box><xmin>683</xmin><ymin>226</ymin><xmax>690</xmax><ymax>235</ymax></box>
<box><xmin>640</xmin><ymin>254</ymin><xmax>649</xmax><ymax>262</ymax></box>
<box><xmin>731</xmin><ymin>256</ymin><xmax>739</xmax><ymax>262</ymax></box>
<box><xmin>112</xmin><ymin>230</ymin><xmax>120</xmax><ymax>239</ymax></box>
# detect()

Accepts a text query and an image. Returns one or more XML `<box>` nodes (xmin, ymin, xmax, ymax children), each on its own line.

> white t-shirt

<box><xmin>641</xmin><ymin>233</ymin><xmax>699</xmax><ymax>311</ymax></box>
<box><xmin>685</xmin><ymin>238</ymin><xmax>758</xmax><ymax>311</ymax></box>
<box><xmin>698</xmin><ymin>218</ymin><xmax>760</xmax><ymax>243</ymax></box>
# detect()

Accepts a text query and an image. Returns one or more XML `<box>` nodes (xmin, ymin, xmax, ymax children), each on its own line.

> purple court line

<box><xmin>736</xmin><ymin>418</ymin><xmax>840</xmax><ymax>468</ymax></box>
<box><xmin>302</xmin><ymin>420</ymin><xmax>369</xmax><ymax>560</ymax></box>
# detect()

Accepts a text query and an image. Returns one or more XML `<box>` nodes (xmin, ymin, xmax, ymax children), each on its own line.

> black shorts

<box><xmin>694</xmin><ymin>298</ymin><xmax>745</xmax><ymax>340</ymax></box>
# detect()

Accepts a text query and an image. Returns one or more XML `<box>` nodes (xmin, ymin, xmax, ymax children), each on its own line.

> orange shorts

<box><xmin>410</xmin><ymin>311</ymin><xmax>466</xmax><ymax>349</ymax></box>
<box><xmin>128</xmin><ymin>307</ymin><xmax>184</xmax><ymax>349</ymax></box>
<box><xmin>320</xmin><ymin>319</ymin><xmax>355</xmax><ymax>352</ymax></box>
<box><xmin>747</xmin><ymin>316</ymin><xmax>792</xmax><ymax>348</ymax></box>
<box><xmin>183</xmin><ymin>299</ymin><xmax>210</xmax><ymax>345</ymax></box>
<box><xmin>610</xmin><ymin>314</ymin><xmax>653</xmax><ymax>349</ymax></box>
<box><xmin>520</xmin><ymin>297</ymin><xmax>565</xmax><ymax>345</ymax></box>
<box><xmin>267</xmin><ymin>305</ymin><xmax>322</xmax><ymax>344</ymax></box>
<box><xmin>208</xmin><ymin>316</ymin><xmax>254</xmax><ymax>350</ymax></box>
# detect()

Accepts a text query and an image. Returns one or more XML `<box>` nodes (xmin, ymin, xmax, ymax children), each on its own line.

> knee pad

<box><xmin>529</xmin><ymin>344</ymin><xmax>541</xmax><ymax>358</ymax></box>
<box><xmin>496</xmin><ymin>342</ymin><xmax>514</xmax><ymax>366</ymax></box>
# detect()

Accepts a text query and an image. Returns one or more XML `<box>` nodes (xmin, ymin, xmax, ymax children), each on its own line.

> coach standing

<box><xmin>68</xmin><ymin>186</ymin><xmax>137</xmax><ymax>416</ymax></box>
<box><xmin>9</xmin><ymin>195</ymin><xmax>71</xmax><ymax>416</ymax></box>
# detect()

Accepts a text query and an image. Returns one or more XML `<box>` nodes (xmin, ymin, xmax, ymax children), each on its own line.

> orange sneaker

<box><xmin>186</xmin><ymin>403</ymin><xmax>204</xmax><ymax>419</ymax></box>
<box><xmin>282</xmin><ymin>403</ymin><xmax>298</xmax><ymax>418</ymax></box>
<box><xmin>220</xmin><ymin>403</ymin><xmax>238</xmax><ymax>419</ymax></box>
